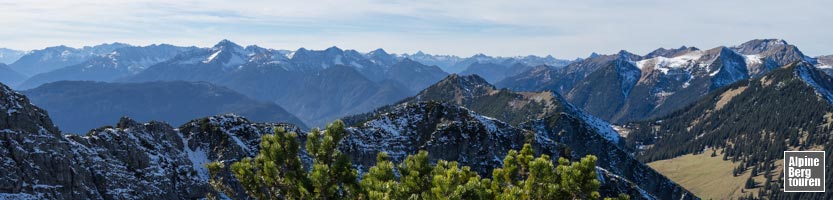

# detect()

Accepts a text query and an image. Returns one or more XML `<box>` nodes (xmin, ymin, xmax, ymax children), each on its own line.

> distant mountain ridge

<box><xmin>391</xmin><ymin>50</ymin><xmax>572</xmax><ymax>74</ymax></box>
<box><xmin>118</xmin><ymin>40</ymin><xmax>452</xmax><ymax>127</ymax></box>
<box><xmin>17</xmin><ymin>44</ymin><xmax>195</xmax><ymax>89</ymax></box>
<box><xmin>499</xmin><ymin>39</ymin><xmax>818</xmax><ymax>123</ymax></box>
<box><xmin>22</xmin><ymin>81</ymin><xmax>306</xmax><ymax>133</ymax></box>
<box><xmin>9</xmin><ymin>40</ymin><xmax>571</xmax><ymax>94</ymax></box>
<box><xmin>0</xmin><ymin>48</ymin><xmax>25</xmax><ymax>64</ymax></box>
<box><xmin>0</xmin><ymin>64</ymin><xmax>26</xmax><ymax>87</ymax></box>
<box><xmin>10</xmin><ymin>43</ymin><xmax>131</xmax><ymax>76</ymax></box>
<box><xmin>816</xmin><ymin>55</ymin><xmax>833</xmax><ymax>75</ymax></box>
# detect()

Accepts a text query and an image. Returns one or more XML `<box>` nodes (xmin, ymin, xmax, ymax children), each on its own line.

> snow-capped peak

<box><xmin>202</xmin><ymin>40</ymin><xmax>249</xmax><ymax>67</ymax></box>
<box><xmin>635</xmin><ymin>50</ymin><xmax>703</xmax><ymax>74</ymax></box>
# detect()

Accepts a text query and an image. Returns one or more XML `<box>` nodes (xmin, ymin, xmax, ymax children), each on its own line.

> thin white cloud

<box><xmin>0</xmin><ymin>0</ymin><xmax>831</xmax><ymax>58</ymax></box>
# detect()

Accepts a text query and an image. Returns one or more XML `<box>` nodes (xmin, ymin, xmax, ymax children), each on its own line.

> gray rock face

<box><xmin>342</xmin><ymin>102</ymin><xmax>529</xmax><ymax>174</ymax></box>
<box><xmin>343</xmin><ymin>77</ymin><xmax>694</xmax><ymax>199</ymax></box>
<box><xmin>343</xmin><ymin>101</ymin><xmax>696</xmax><ymax>200</ymax></box>
<box><xmin>0</xmin><ymin>81</ymin><xmax>297</xmax><ymax>199</ymax></box>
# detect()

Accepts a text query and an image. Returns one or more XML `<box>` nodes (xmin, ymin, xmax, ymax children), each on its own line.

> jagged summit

<box><xmin>616</xmin><ymin>49</ymin><xmax>633</xmax><ymax>55</ymax></box>
<box><xmin>734</xmin><ymin>38</ymin><xmax>788</xmax><ymax>50</ymax></box>
<box><xmin>645</xmin><ymin>46</ymin><xmax>700</xmax><ymax>58</ymax></box>
<box><xmin>411</xmin><ymin>74</ymin><xmax>496</xmax><ymax>105</ymax></box>
<box><xmin>342</xmin><ymin>82</ymin><xmax>692</xmax><ymax>199</ymax></box>
<box><xmin>472</xmin><ymin>53</ymin><xmax>489</xmax><ymax>58</ymax></box>
<box><xmin>368</xmin><ymin>48</ymin><xmax>389</xmax><ymax>55</ymax></box>
<box><xmin>437</xmin><ymin>73</ymin><xmax>493</xmax><ymax>88</ymax></box>
<box><xmin>115</xmin><ymin>116</ymin><xmax>141</xmax><ymax>129</ymax></box>
<box><xmin>324</xmin><ymin>46</ymin><xmax>343</xmax><ymax>53</ymax></box>
<box><xmin>0</xmin><ymin>82</ymin><xmax>59</xmax><ymax>135</ymax></box>
<box><xmin>212</xmin><ymin>39</ymin><xmax>241</xmax><ymax>48</ymax></box>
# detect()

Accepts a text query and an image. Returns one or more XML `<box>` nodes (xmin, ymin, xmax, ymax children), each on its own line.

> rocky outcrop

<box><xmin>0</xmin><ymin>80</ymin><xmax>297</xmax><ymax>199</ymax></box>
<box><xmin>343</xmin><ymin>100</ymin><xmax>695</xmax><ymax>199</ymax></box>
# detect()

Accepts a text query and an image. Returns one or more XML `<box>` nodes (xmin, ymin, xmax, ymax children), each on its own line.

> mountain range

<box><xmin>622</xmin><ymin>61</ymin><xmax>833</xmax><ymax>199</ymax></box>
<box><xmin>498</xmin><ymin>39</ymin><xmax>818</xmax><ymax>124</ymax></box>
<box><xmin>2</xmin><ymin>38</ymin><xmax>833</xmax><ymax>199</ymax></box>
<box><xmin>21</xmin><ymin>81</ymin><xmax>306</xmax><ymax>133</ymax></box>
<box><xmin>0</xmin><ymin>48</ymin><xmax>25</xmax><ymax>64</ymax></box>
<box><xmin>0</xmin><ymin>75</ymin><xmax>695</xmax><ymax>199</ymax></box>
<box><xmin>17</xmin><ymin>44</ymin><xmax>196</xmax><ymax>90</ymax></box>
<box><xmin>9</xmin><ymin>43</ymin><xmax>132</xmax><ymax>76</ymax></box>
<box><xmin>400</xmin><ymin>51</ymin><xmax>571</xmax><ymax>74</ymax></box>
<box><xmin>0</xmin><ymin>64</ymin><xmax>26</xmax><ymax>87</ymax></box>
<box><xmin>118</xmin><ymin>40</ymin><xmax>425</xmax><ymax>126</ymax></box>
<box><xmin>1</xmin><ymin>40</ymin><xmax>574</xmax><ymax>128</ymax></box>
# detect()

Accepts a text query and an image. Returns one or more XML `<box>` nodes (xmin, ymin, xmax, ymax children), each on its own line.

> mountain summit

<box><xmin>342</xmin><ymin>74</ymin><xmax>695</xmax><ymax>199</ymax></box>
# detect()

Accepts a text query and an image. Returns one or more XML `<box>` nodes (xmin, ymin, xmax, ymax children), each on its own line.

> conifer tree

<box><xmin>398</xmin><ymin>150</ymin><xmax>433</xmax><ymax>199</ymax></box>
<box><xmin>429</xmin><ymin>160</ymin><xmax>490</xmax><ymax>200</ymax></box>
<box><xmin>360</xmin><ymin>152</ymin><xmax>399</xmax><ymax>200</ymax></box>
<box><xmin>745</xmin><ymin>175</ymin><xmax>756</xmax><ymax>189</ymax></box>
<box><xmin>306</xmin><ymin>120</ymin><xmax>360</xmax><ymax>200</ymax></box>
<box><xmin>207</xmin><ymin>127</ymin><xmax>309</xmax><ymax>199</ymax></box>
<box><xmin>558</xmin><ymin>156</ymin><xmax>601</xmax><ymax>200</ymax></box>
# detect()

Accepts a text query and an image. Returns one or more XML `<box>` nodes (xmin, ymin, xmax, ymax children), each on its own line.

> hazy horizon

<box><xmin>2</xmin><ymin>0</ymin><xmax>832</xmax><ymax>58</ymax></box>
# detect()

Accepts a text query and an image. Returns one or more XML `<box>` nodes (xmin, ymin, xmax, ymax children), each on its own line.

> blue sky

<box><xmin>1</xmin><ymin>0</ymin><xmax>831</xmax><ymax>58</ymax></box>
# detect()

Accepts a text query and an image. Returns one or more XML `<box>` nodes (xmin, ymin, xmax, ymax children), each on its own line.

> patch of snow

<box><xmin>350</xmin><ymin>61</ymin><xmax>364</xmax><ymax>69</ymax></box>
<box><xmin>0</xmin><ymin>193</ymin><xmax>41</xmax><ymax>200</ymax></box>
<box><xmin>557</xmin><ymin>93</ymin><xmax>621</xmax><ymax>143</ymax></box>
<box><xmin>797</xmin><ymin>65</ymin><xmax>833</xmax><ymax>105</ymax></box>
<box><xmin>179</xmin><ymin>133</ymin><xmax>210</xmax><ymax>180</ymax></box>
<box><xmin>709</xmin><ymin>68</ymin><xmax>721</xmax><ymax>76</ymax></box>
<box><xmin>228</xmin><ymin>133</ymin><xmax>252</xmax><ymax>154</ymax></box>
<box><xmin>617</xmin><ymin>61</ymin><xmax>640</xmax><ymax>97</ymax></box>
<box><xmin>744</xmin><ymin>54</ymin><xmax>763</xmax><ymax>66</ymax></box>
<box><xmin>635</xmin><ymin>51</ymin><xmax>702</xmax><ymax>74</ymax></box>
<box><xmin>1</xmin><ymin>89</ymin><xmax>25</xmax><ymax>116</ymax></box>
<box><xmin>186</xmin><ymin>148</ymin><xmax>210</xmax><ymax>180</ymax></box>
<box><xmin>655</xmin><ymin>91</ymin><xmax>674</xmax><ymax>97</ymax></box>
<box><xmin>204</xmin><ymin>50</ymin><xmax>222</xmax><ymax>63</ymax></box>
<box><xmin>472</xmin><ymin>113</ymin><xmax>498</xmax><ymax>132</ymax></box>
